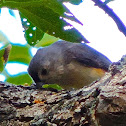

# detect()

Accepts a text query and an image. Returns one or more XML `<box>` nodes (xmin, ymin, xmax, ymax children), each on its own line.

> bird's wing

<box><xmin>66</xmin><ymin>43</ymin><xmax>112</xmax><ymax>71</ymax></box>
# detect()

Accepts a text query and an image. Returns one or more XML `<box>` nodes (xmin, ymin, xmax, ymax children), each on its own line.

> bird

<box><xmin>28</xmin><ymin>41</ymin><xmax>112</xmax><ymax>89</ymax></box>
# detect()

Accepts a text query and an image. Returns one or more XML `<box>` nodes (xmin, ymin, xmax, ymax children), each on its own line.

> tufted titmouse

<box><xmin>28</xmin><ymin>41</ymin><xmax>111</xmax><ymax>89</ymax></box>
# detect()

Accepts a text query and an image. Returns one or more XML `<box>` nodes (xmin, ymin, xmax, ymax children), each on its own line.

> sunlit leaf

<box><xmin>8</xmin><ymin>44</ymin><xmax>32</xmax><ymax>64</ymax></box>
<box><xmin>35</xmin><ymin>33</ymin><xmax>59</xmax><ymax>47</ymax></box>
<box><xmin>1</xmin><ymin>43</ymin><xmax>33</xmax><ymax>84</ymax></box>
<box><xmin>6</xmin><ymin>73</ymin><xmax>33</xmax><ymax>85</ymax></box>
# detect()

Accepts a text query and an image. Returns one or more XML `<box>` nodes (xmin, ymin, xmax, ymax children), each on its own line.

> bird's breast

<box><xmin>57</xmin><ymin>61</ymin><xmax>106</xmax><ymax>89</ymax></box>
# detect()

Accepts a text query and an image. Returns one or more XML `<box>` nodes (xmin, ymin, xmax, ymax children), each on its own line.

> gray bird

<box><xmin>28</xmin><ymin>41</ymin><xmax>111</xmax><ymax>89</ymax></box>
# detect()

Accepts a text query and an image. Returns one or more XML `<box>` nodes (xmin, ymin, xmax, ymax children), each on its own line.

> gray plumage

<box><xmin>28</xmin><ymin>41</ymin><xmax>111</xmax><ymax>89</ymax></box>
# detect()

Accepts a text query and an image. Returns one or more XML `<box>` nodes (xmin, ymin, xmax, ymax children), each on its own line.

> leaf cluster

<box><xmin>0</xmin><ymin>0</ymin><xmax>83</xmax><ymax>89</ymax></box>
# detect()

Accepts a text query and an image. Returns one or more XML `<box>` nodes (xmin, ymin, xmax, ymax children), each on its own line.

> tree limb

<box><xmin>91</xmin><ymin>0</ymin><xmax>126</xmax><ymax>36</ymax></box>
<box><xmin>1</xmin><ymin>56</ymin><xmax>126</xmax><ymax>125</ymax></box>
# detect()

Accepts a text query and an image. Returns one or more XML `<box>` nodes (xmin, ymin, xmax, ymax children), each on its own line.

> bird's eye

<box><xmin>41</xmin><ymin>68</ymin><xmax>48</xmax><ymax>75</ymax></box>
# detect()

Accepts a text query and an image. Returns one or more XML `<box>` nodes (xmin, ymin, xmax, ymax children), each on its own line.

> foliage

<box><xmin>20</xmin><ymin>12</ymin><xmax>44</xmax><ymax>46</ymax></box>
<box><xmin>1</xmin><ymin>44</ymin><xmax>32</xmax><ymax>85</ymax></box>
<box><xmin>0</xmin><ymin>0</ymin><xmax>123</xmax><ymax>90</ymax></box>
<box><xmin>0</xmin><ymin>0</ymin><xmax>85</xmax><ymax>45</ymax></box>
<box><xmin>42</xmin><ymin>84</ymin><xmax>63</xmax><ymax>91</ymax></box>
<box><xmin>0</xmin><ymin>0</ymin><xmax>84</xmax><ymax>89</ymax></box>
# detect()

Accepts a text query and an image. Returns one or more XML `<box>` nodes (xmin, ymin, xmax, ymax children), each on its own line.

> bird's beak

<box><xmin>36</xmin><ymin>82</ymin><xmax>45</xmax><ymax>89</ymax></box>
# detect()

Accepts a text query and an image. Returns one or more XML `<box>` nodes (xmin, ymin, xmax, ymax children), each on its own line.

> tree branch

<box><xmin>91</xmin><ymin>0</ymin><xmax>126</xmax><ymax>36</ymax></box>
<box><xmin>1</xmin><ymin>56</ymin><xmax>126</xmax><ymax>125</ymax></box>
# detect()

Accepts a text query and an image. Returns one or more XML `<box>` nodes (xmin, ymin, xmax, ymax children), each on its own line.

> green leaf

<box><xmin>8</xmin><ymin>44</ymin><xmax>32</xmax><ymax>64</ymax></box>
<box><xmin>62</xmin><ymin>0</ymin><xmax>83</xmax><ymax>5</ymax></box>
<box><xmin>20</xmin><ymin>12</ymin><xmax>45</xmax><ymax>46</ymax></box>
<box><xmin>6</xmin><ymin>72</ymin><xmax>32</xmax><ymax>85</ymax></box>
<box><xmin>0</xmin><ymin>48</ymin><xmax>4</xmax><ymax>57</ymax></box>
<box><xmin>0</xmin><ymin>0</ymin><xmax>86</xmax><ymax>44</ymax></box>
<box><xmin>42</xmin><ymin>84</ymin><xmax>63</xmax><ymax>90</ymax></box>
<box><xmin>0</xmin><ymin>59</ymin><xmax>4</xmax><ymax>72</ymax></box>
<box><xmin>1</xmin><ymin>44</ymin><xmax>33</xmax><ymax>85</ymax></box>
<box><xmin>35</xmin><ymin>33</ymin><xmax>59</xmax><ymax>47</ymax></box>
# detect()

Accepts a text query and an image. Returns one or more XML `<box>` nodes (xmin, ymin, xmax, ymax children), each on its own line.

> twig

<box><xmin>91</xmin><ymin>0</ymin><xmax>126</xmax><ymax>36</ymax></box>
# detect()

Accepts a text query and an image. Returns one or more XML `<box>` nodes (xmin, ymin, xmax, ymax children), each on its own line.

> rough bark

<box><xmin>1</xmin><ymin>56</ymin><xmax>126</xmax><ymax>126</ymax></box>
